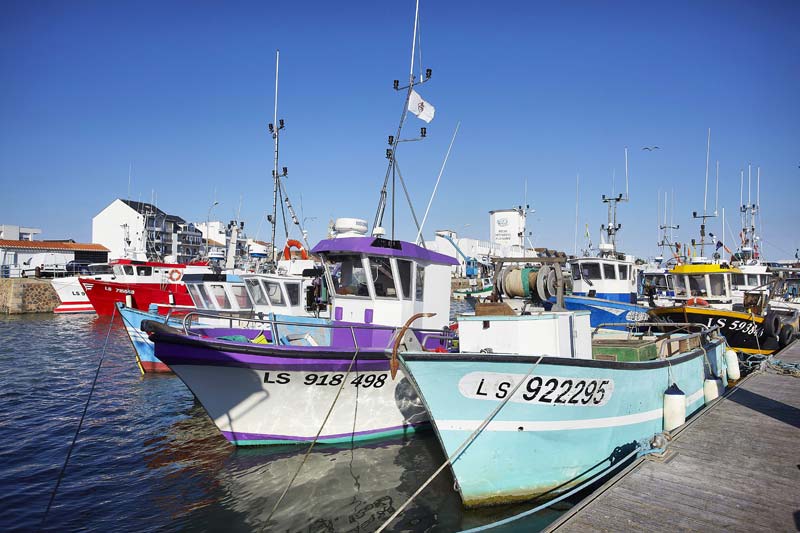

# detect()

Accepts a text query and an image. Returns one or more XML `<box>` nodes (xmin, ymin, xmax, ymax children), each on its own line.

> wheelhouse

<box><xmin>669</xmin><ymin>263</ymin><xmax>739</xmax><ymax>309</ymax></box>
<box><xmin>312</xmin><ymin>236</ymin><xmax>458</xmax><ymax>330</ymax></box>
<box><xmin>183</xmin><ymin>274</ymin><xmax>254</xmax><ymax>313</ymax></box>
<box><xmin>569</xmin><ymin>257</ymin><xmax>638</xmax><ymax>303</ymax></box>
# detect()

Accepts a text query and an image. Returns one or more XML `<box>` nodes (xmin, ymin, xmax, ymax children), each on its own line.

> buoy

<box><xmin>663</xmin><ymin>383</ymin><xmax>686</xmax><ymax>431</ymax></box>
<box><xmin>703</xmin><ymin>378</ymin><xmax>723</xmax><ymax>404</ymax></box>
<box><xmin>724</xmin><ymin>349</ymin><xmax>741</xmax><ymax>381</ymax></box>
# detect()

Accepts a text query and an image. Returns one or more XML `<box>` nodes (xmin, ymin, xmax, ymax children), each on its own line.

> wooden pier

<box><xmin>547</xmin><ymin>341</ymin><xmax>800</xmax><ymax>532</ymax></box>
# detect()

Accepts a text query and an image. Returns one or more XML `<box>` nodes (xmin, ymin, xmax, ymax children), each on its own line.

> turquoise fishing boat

<box><xmin>397</xmin><ymin>306</ymin><xmax>731</xmax><ymax>508</ymax></box>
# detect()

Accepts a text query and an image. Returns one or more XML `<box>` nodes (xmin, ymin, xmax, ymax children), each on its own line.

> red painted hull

<box><xmin>80</xmin><ymin>279</ymin><xmax>193</xmax><ymax>315</ymax></box>
<box><xmin>140</xmin><ymin>360</ymin><xmax>171</xmax><ymax>373</ymax></box>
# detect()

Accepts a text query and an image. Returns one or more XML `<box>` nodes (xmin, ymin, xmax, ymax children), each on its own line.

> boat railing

<box><xmin>177</xmin><ymin>310</ymin><xmax>453</xmax><ymax>351</ymax></box>
<box><xmin>593</xmin><ymin>321</ymin><xmax>722</xmax><ymax>359</ymax></box>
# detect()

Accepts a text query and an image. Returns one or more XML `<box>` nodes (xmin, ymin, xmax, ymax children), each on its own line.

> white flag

<box><xmin>407</xmin><ymin>89</ymin><xmax>435</xmax><ymax>123</ymax></box>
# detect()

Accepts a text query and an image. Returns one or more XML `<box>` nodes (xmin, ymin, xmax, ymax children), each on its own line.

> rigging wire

<box><xmin>42</xmin><ymin>306</ymin><xmax>118</xmax><ymax>527</ymax></box>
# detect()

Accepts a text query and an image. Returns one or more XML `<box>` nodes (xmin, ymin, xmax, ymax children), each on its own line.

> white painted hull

<box><xmin>50</xmin><ymin>277</ymin><xmax>94</xmax><ymax>313</ymax></box>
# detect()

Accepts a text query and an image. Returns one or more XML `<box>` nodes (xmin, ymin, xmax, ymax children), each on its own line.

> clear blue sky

<box><xmin>2</xmin><ymin>0</ymin><xmax>798</xmax><ymax>259</ymax></box>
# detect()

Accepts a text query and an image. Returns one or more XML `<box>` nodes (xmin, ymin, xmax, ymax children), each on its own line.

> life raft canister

<box><xmin>283</xmin><ymin>239</ymin><xmax>309</xmax><ymax>260</ymax></box>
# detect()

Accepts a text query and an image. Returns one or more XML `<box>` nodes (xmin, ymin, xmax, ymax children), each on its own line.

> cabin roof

<box><xmin>670</xmin><ymin>263</ymin><xmax>741</xmax><ymax>275</ymax></box>
<box><xmin>312</xmin><ymin>237</ymin><xmax>458</xmax><ymax>266</ymax></box>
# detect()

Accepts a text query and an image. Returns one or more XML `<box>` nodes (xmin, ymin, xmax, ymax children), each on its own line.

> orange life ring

<box><xmin>283</xmin><ymin>239</ymin><xmax>309</xmax><ymax>260</ymax></box>
<box><xmin>168</xmin><ymin>269</ymin><xmax>182</xmax><ymax>282</ymax></box>
<box><xmin>687</xmin><ymin>297</ymin><xmax>709</xmax><ymax>307</ymax></box>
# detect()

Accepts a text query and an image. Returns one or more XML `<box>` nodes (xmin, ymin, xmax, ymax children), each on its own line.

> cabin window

<box><xmin>747</xmin><ymin>274</ymin><xmax>760</xmax><ymax>286</ymax></box>
<box><xmin>123</xmin><ymin>265</ymin><xmax>134</xmax><ymax>275</ymax></box>
<box><xmin>397</xmin><ymin>259</ymin><xmax>413</xmax><ymax>300</ymax></box>
<box><xmin>603</xmin><ymin>263</ymin><xmax>616</xmax><ymax>280</ymax></box>
<box><xmin>244</xmin><ymin>278</ymin><xmax>269</xmax><ymax>306</ymax></box>
<box><xmin>619</xmin><ymin>264</ymin><xmax>629</xmax><ymax>280</ymax></box>
<box><xmin>285</xmin><ymin>283</ymin><xmax>300</xmax><ymax>306</ymax></box>
<box><xmin>90</xmin><ymin>264</ymin><xmax>113</xmax><ymax>275</ymax></box>
<box><xmin>370</xmin><ymin>257</ymin><xmax>397</xmax><ymax>298</ymax></box>
<box><xmin>264</xmin><ymin>281</ymin><xmax>285</xmax><ymax>306</ymax></box>
<box><xmin>415</xmin><ymin>265</ymin><xmax>425</xmax><ymax>300</ymax></box>
<box><xmin>328</xmin><ymin>254</ymin><xmax>369</xmax><ymax>297</ymax></box>
<box><xmin>673</xmin><ymin>275</ymin><xmax>687</xmax><ymax>296</ymax></box>
<box><xmin>731</xmin><ymin>274</ymin><xmax>745</xmax><ymax>287</ymax></box>
<box><xmin>230</xmin><ymin>284</ymin><xmax>252</xmax><ymax>309</ymax></box>
<box><xmin>688</xmin><ymin>275</ymin><xmax>707</xmax><ymax>297</ymax></box>
<box><xmin>195</xmin><ymin>284</ymin><xmax>213</xmax><ymax>308</ymax></box>
<box><xmin>580</xmin><ymin>262</ymin><xmax>601</xmax><ymax>280</ymax></box>
<box><xmin>708</xmin><ymin>274</ymin><xmax>726</xmax><ymax>296</ymax></box>
<box><xmin>136</xmin><ymin>266</ymin><xmax>152</xmax><ymax>276</ymax></box>
<box><xmin>186</xmin><ymin>285</ymin><xmax>207</xmax><ymax>309</ymax></box>
<box><xmin>209</xmin><ymin>284</ymin><xmax>232</xmax><ymax>309</ymax></box>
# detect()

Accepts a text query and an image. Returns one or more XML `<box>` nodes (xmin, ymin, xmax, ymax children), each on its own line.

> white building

<box><xmin>0</xmin><ymin>240</ymin><xmax>109</xmax><ymax>277</ymax></box>
<box><xmin>93</xmin><ymin>199</ymin><xmax>203</xmax><ymax>263</ymax></box>
<box><xmin>0</xmin><ymin>225</ymin><xmax>41</xmax><ymax>241</ymax></box>
<box><xmin>195</xmin><ymin>220</ymin><xmax>249</xmax><ymax>263</ymax></box>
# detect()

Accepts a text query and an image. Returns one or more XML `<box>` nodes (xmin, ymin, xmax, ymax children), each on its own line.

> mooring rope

<box><xmin>375</xmin><ymin>356</ymin><xmax>544</xmax><ymax>533</ymax></box>
<box><xmin>42</xmin><ymin>305</ymin><xmax>117</xmax><ymax>527</ymax></box>
<box><xmin>266</xmin><ymin>326</ymin><xmax>362</xmax><ymax>524</ymax></box>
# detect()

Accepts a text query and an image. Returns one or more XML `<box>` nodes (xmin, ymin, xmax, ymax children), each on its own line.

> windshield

<box><xmin>89</xmin><ymin>264</ymin><xmax>113</xmax><ymax>275</ymax></box>
<box><xmin>327</xmin><ymin>254</ymin><xmax>369</xmax><ymax>297</ymax></box>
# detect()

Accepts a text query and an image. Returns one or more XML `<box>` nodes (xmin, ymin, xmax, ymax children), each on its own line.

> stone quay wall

<box><xmin>0</xmin><ymin>279</ymin><xmax>60</xmax><ymax>314</ymax></box>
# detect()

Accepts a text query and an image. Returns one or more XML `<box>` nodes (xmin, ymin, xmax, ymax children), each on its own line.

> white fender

<box><xmin>725</xmin><ymin>349</ymin><xmax>741</xmax><ymax>381</ymax></box>
<box><xmin>663</xmin><ymin>383</ymin><xmax>686</xmax><ymax>431</ymax></box>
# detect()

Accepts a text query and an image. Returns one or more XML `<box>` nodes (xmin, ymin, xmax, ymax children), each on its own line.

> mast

<box><xmin>372</xmin><ymin>0</ymin><xmax>432</xmax><ymax>236</ymax></box>
<box><xmin>692</xmin><ymin>128</ymin><xmax>716</xmax><ymax>257</ymax></box>
<box><xmin>599</xmin><ymin>147</ymin><xmax>629</xmax><ymax>257</ymax></box>
<box><xmin>269</xmin><ymin>50</ymin><xmax>286</xmax><ymax>264</ymax></box>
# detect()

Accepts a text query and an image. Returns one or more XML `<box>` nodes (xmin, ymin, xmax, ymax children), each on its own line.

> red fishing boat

<box><xmin>79</xmin><ymin>259</ymin><xmax>209</xmax><ymax>315</ymax></box>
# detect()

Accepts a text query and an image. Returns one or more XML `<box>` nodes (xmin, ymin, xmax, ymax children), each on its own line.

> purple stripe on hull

<box><xmin>221</xmin><ymin>422</ymin><xmax>427</xmax><ymax>442</ymax></box>
<box><xmin>156</xmin><ymin>342</ymin><xmax>390</xmax><ymax>372</ymax></box>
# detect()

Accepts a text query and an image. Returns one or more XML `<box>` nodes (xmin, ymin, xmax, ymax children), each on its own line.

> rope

<box><xmin>265</xmin><ymin>327</ymin><xmax>362</xmax><ymax>523</ymax></box>
<box><xmin>459</xmin><ymin>445</ymin><xmax>644</xmax><ymax>532</ymax></box>
<box><xmin>375</xmin><ymin>356</ymin><xmax>544</xmax><ymax>533</ymax></box>
<box><xmin>42</xmin><ymin>305</ymin><xmax>117</xmax><ymax>527</ymax></box>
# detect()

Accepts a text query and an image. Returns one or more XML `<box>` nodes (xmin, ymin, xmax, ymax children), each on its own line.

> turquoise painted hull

<box><xmin>401</xmin><ymin>338</ymin><xmax>726</xmax><ymax>508</ymax></box>
<box><xmin>118</xmin><ymin>304</ymin><xmax>184</xmax><ymax>372</ymax></box>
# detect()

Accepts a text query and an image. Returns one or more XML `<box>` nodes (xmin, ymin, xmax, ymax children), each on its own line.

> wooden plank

<box><xmin>550</xmin><ymin>357</ymin><xmax>800</xmax><ymax>532</ymax></box>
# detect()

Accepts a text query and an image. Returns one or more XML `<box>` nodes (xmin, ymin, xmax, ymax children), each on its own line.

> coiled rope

<box><xmin>42</xmin><ymin>305</ymin><xmax>117</xmax><ymax>527</ymax></box>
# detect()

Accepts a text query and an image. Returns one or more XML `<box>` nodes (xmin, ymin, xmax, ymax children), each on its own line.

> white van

<box><xmin>20</xmin><ymin>253</ymin><xmax>70</xmax><ymax>278</ymax></box>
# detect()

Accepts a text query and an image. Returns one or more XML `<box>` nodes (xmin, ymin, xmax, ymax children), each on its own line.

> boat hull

<box><xmin>150</xmin><ymin>331</ymin><xmax>429</xmax><ymax>445</ymax></box>
<box><xmin>649</xmin><ymin>306</ymin><xmax>778</xmax><ymax>354</ymax></box>
<box><xmin>401</xmin><ymin>340</ymin><xmax>725</xmax><ymax>508</ymax></box>
<box><xmin>50</xmin><ymin>277</ymin><xmax>94</xmax><ymax>313</ymax></box>
<box><xmin>81</xmin><ymin>279</ymin><xmax>192</xmax><ymax>315</ymax></box>
<box><xmin>555</xmin><ymin>295</ymin><xmax>649</xmax><ymax>331</ymax></box>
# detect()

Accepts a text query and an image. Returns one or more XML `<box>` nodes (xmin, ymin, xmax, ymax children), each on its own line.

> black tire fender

<box><xmin>778</xmin><ymin>324</ymin><xmax>795</xmax><ymax>348</ymax></box>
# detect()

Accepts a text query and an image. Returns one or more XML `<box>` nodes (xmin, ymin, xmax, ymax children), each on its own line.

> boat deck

<box><xmin>546</xmin><ymin>340</ymin><xmax>800</xmax><ymax>532</ymax></box>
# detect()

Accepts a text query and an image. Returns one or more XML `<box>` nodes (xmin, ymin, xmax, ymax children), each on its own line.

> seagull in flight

<box><xmin>642</xmin><ymin>146</ymin><xmax>660</xmax><ymax>151</ymax></box>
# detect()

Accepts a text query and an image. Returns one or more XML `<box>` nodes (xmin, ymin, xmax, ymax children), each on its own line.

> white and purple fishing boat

<box><xmin>144</xmin><ymin>234</ymin><xmax>458</xmax><ymax>445</ymax></box>
<box><xmin>397</xmin><ymin>305</ymin><xmax>734</xmax><ymax>509</ymax></box>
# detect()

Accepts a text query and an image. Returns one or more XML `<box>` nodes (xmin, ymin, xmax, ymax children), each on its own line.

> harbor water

<box><xmin>0</xmin><ymin>304</ymin><xmax>570</xmax><ymax>532</ymax></box>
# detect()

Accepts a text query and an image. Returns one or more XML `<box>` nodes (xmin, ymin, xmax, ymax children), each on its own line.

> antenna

<box><xmin>703</xmin><ymin>128</ymin><xmax>710</xmax><ymax>214</ymax></box>
<box><xmin>416</xmin><ymin>121</ymin><xmax>460</xmax><ymax>244</ymax></box>
<box><xmin>624</xmin><ymin>146</ymin><xmax>629</xmax><ymax>200</ymax></box>
<box><xmin>573</xmin><ymin>173</ymin><xmax>579</xmax><ymax>256</ymax></box>
<box><xmin>127</xmin><ymin>162</ymin><xmax>132</xmax><ymax>200</ymax></box>
<box><xmin>692</xmin><ymin>129</ymin><xmax>716</xmax><ymax>257</ymax></box>
<box><xmin>714</xmin><ymin>160</ymin><xmax>719</xmax><ymax>216</ymax></box>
